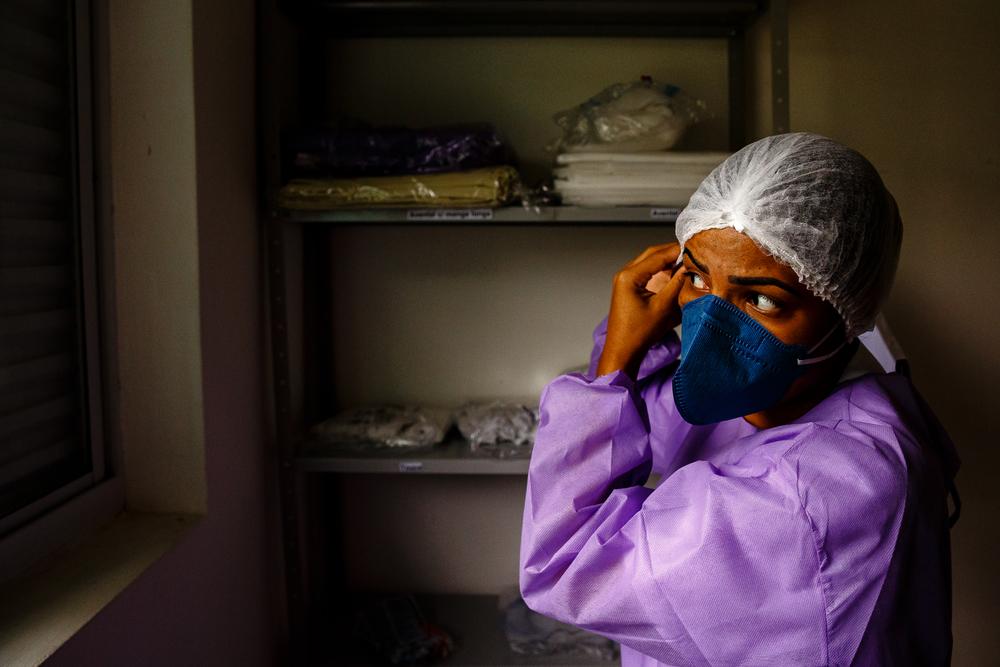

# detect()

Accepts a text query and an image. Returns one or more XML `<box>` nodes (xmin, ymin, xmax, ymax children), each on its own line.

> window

<box><xmin>0</xmin><ymin>0</ymin><xmax>107</xmax><ymax>535</ymax></box>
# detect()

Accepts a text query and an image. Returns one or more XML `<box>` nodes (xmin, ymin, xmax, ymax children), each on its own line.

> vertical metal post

<box><xmin>267</xmin><ymin>217</ymin><xmax>307</xmax><ymax>662</ymax></box>
<box><xmin>258</xmin><ymin>0</ymin><xmax>306</xmax><ymax>660</ymax></box>
<box><xmin>727</xmin><ymin>28</ymin><xmax>747</xmax><ymax>151</ymax></box>
<box><xmin>257</xmin><ymin>0</ymin><xmax>283</xmax><ymax>213</ymax></box>
<box><xmin>770</xmin><ymin>0</ymin><xmax>790</xmax><ymax>133</ymax></box>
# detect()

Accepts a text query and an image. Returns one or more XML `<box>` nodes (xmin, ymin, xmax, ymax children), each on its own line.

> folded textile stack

<box><xmin>552</xmin><ymin>151</ymin><xmax>729</xmax><ymax>207</ymax></box>
<box><xmin>278</xmin><ymin>166</ymin><xmax>520</xmax><ymax>210</ymax></box>
<box><xmin>311</xmin><ymin>405</ymin><xmax>453</xmax><ymax>449</ymax></box>
<box><xmin>278</xmin><ymin>123</ymin><xmax>522</xmax><ymax>209</ymax></box>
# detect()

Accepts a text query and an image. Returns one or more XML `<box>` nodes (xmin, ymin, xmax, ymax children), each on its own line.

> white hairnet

<box><xmin>675</xmin><ymin>132</ymin><xmax>902</xmax><ymax>339</ymax></box>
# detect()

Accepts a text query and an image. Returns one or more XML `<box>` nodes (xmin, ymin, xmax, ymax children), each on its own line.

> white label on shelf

<box><xmin>650</xmin><ymin>207</ymin><xmax>682</xmax><ymax>220</ymax></box>
<box><xmin>398</xmin><ymin>461</ymin><xmax>424</xmax><ymax>473</ymax></box>
<box><xmin>405</xmin><ymin>209</ymin><xmax>494</xmax><ymax>221</ymax></box>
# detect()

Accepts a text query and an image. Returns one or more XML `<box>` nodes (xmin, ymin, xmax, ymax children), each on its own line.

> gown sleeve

<box><xmin>584</xmin><ymin>314</ymin><xmax>696</xmax><ymax>475</ymax></box>
<box><xmin>518</xmin><ymin>366</ymin><xmax>830</xmax><ymax>664</ymax></box>
<box><xmin>585</xmin><ymin>314</ymin><xmax>681</xmax><ymax>383</ymax></box>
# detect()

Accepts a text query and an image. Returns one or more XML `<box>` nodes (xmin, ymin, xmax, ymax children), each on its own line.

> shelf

<box><xmin>283</xmin><ymin>0</ymin><xmax>767</xmax><ymax>38</ymax></box>
<box><xmin>308</xmin><ymin>593</ymin><xmax>617</xmax><ymax>666</ymax></box>
<box><xmin>273</xmin><ymin>205</ymin><xmax>681</xmax><ymax>226</ymax></box>
<box><xmin>297</xmin><ymin>436</ymin><xmax>532</xmax><ymax>475</ymax></box>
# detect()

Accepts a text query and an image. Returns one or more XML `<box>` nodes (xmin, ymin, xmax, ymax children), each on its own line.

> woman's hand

<box><xmin>596</xmin><ymin>243</ymin><xmax>688</xmax><ymax>380</ymax></box>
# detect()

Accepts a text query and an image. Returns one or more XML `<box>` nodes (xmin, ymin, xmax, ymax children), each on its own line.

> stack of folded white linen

<box><xmin>552</xmin><ymin>151</ymin><xmax>730</xmax><ymax>207</ymax></box>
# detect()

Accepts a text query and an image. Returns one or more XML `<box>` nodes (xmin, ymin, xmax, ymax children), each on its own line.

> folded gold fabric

<box><xmin>278</xmin><ymin>166</ymin><xmax>521</xmax><ymax>209</ymax></box>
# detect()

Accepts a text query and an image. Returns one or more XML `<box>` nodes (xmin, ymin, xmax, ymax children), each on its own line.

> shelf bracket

<box><xmin>265</xmin><ymin>216</ymin><xmax>307</xmax><ymax>661</ymax></box>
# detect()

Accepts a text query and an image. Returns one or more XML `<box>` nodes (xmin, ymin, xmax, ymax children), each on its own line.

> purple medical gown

<box><xmin>519</xmin><ymin>316</ymin><xmax>959</xmax><ymax>666</ymax></box>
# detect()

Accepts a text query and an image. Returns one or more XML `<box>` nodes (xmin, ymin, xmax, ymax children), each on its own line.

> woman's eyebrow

<box><xmin>683</xmin><ymin>248</ymin><xmax>709</xmax><ymax>273</ymax></box>
<box><xmin>728</xmin><ymin>275</ymin><xmax>803</xmax><ymax>297</ymax></box>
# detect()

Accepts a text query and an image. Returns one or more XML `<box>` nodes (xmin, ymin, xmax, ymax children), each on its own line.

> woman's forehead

<box><xmin>685</xmin><ymin>227</ymin><xmax>801</xmax><ymax>284</ymax></box>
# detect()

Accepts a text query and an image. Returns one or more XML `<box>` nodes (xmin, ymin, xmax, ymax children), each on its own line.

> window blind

<box><xmin>0</xmin><ymin>0</ymin><xmax>99</xmax><ymax>529</ymax></box>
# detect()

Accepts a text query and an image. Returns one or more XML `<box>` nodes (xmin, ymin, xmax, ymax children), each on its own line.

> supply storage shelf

<box><xmin>297</xmin><ymin>436</ymin><xmax>532</xmax><ymax>475</ymax></box>
<box><xmin>261</xmin><ymin>0</ymin><xmax>790</xmax><ymax>662</ymax></box>
<box><xmin>274</xmin><ymin>205</ymin><xmax>681</xmax><ymax>225</ymax></box>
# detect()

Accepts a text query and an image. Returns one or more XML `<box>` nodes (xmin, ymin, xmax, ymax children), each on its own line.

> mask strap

<box><xmin>806</xmin><ymin>322</ymin><xmax>839</xmax><ymax>354</ymax></box>
<box><xmin>797</xmin><ymin>321</ymin><xmax>847</xmax><ymax>367</ymax></box>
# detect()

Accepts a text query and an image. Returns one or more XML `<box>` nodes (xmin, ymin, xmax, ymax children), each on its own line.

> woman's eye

<box><xmin>751</xmin><ymin>293</ymin><xmax>779</xmax><ymax>312</ymax></box>
<box><xmin>689</xmin><ymin>273</ymin><xmax>707</xmax><ymax>289</ymax></box>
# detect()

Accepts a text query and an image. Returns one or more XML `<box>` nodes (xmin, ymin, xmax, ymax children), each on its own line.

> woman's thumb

<box><xmin>651</xmin><ymin>266</ymin><xmax>686</xmax><ymax>309</ymax></box>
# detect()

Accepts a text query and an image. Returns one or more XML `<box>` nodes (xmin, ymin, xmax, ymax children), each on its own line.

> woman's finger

<box><xmin>617</xmin><ymin>246</ymin><xmax>682</xmax><ymax>286</ymax></box>
<box><xmin>651</xmin><ymin>264</ymin><xmax>687</xmax><ymax>307</ymax></box>
<box><xmin>624</xmin><ymin>242</ymin><xmax>679</xmax><ymax>268</ymax></box>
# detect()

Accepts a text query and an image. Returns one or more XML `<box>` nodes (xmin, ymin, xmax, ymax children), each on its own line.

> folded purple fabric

<box><xmin>282</xmin><ymin>123</ymin><xmax>514</xmax><ymax>178</ymax></box>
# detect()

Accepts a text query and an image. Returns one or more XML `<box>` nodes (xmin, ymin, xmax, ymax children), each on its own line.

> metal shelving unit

<box><xmin>259</xmin><ymin>1</ymin><xmax>790</xmax><ymax>662</ymax></box>
<box><xmin>275</xmin><ymin>205</ymin><xmax>681</xmax><ymax>225</ymax></box>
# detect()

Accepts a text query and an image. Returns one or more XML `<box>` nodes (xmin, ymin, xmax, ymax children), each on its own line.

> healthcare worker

<box><xmin>519</xmin><ymin>133</ymin><xmax>960</xmax><ymax>666</ymax></box>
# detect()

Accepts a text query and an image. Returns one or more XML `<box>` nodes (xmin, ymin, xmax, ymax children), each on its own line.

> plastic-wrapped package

<box><xmin>454</xmin><ymin>400</ymin><xmax>538</xmax><ymax>458</ymax></box>
<box><xmin>311</xmin><ymin>405</ymin><xmax>453</xmax><ymax>449</ymax></box>
<box><xmin>497</xmin><ymin>588</ymin><xmax>619</xmax><ymax>661</ymax></box>
<box><xmin>277</xmin><ymin>166</ymin><xmax>521</xmax><ymax>209</ymax></box>
<box><xmin>352</xmin><ymin>595</ymin><xmax>454</xmax><ymax>665</ymax></box>
<box><xmin>282</xmin><ymin>123</ymin><xmax>515</xmax><ymax>178</ymax></box>
<box><xmin>549</xmin><ymin>77</ymin><xmax>706</xmax><ymax>154</ymax></box>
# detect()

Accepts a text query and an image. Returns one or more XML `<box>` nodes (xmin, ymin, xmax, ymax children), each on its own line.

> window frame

<box><xmin>0</xmin><ymin>0</ymin><xmax>122</xmax><ymax>582</ymax></box>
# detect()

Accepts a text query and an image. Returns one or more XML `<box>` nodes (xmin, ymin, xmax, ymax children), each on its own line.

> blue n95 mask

<box><xmin>672</xmin><ymin>294</ymin><xmax>845</xmax><ymax>425</ymax></box>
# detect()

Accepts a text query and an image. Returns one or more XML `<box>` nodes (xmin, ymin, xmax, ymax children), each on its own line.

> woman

<box><xmin>519</xmin><ymin>133</ymin><xmax>960</xmax><ymax>666</ymax></box>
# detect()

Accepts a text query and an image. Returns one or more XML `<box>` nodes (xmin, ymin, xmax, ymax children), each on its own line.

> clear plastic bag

<box><xmin>351</xmin><ymin>595</ymin><xmax>454</xmax><ymax>664</ymax></box>
<box><xmin>311</xmin><ymin>405</ymin><xmax>453</xmax><ymax>449</ymax></box>
<box><xmin>549</xmin><ymin>76</ymin><xmax>707</xmax><ymax>154</ymax></box>
<box><xmin>454</xmin><ymin>400</ymin><xmax>538</xmax><ymax>458</ymax></box>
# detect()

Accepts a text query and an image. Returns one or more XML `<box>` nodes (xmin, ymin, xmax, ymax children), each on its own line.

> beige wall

<box><xmin>107</xmin><ymin>0</ymin><xmax>205</xmax><ymax>513</ymax></box>
<box><xmin>326</xmin><ymin>37</ymin><xmax>731</xmax><ymax>184</ymax></box>
<box><xmin>789</xmin><ymin>1</ymin><xmax>1000</xmax><ymax>662</ymax></box>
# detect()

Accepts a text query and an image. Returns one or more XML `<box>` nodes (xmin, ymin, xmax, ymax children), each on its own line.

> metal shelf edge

<box><xmin>295</xmin><ymin>456</ymin><xmax>530</xmax><ymax>474</ymax></box>
<box><xmin>270</xmin><ymin>205</ymin><xmax>682</xmax><ymax>226</ymax></box>
<box><xmin>296</xmin><ymin>437</ymin><xmax>533</xmax><ymax>475</ymax></box>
